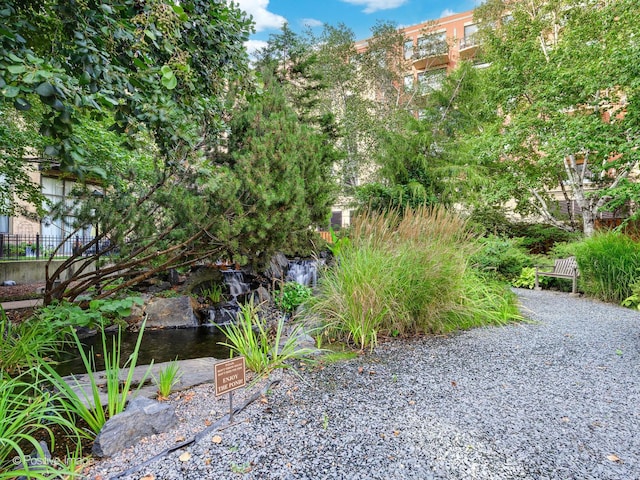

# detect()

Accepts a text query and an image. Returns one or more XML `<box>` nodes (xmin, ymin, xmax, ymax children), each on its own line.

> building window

<box><xmin>417</xmin><ymin>32</ymin><xmax>448</xmax><ymax>58</ymax></box>
<box><xmin>418</xmin><ymin>68</ymin><xmax>446</xmax><ymax>92</ymax></box>
<box><xmin>330</xmin><ymin>211</ymin><xmax>343</xmax><ymax>230</ymax></box>
<box><xmin>404</xmin><ymin>39</ymin><xmax>414</xmax><ymax>60</ymax></box>
<box><xmin>404</xmin><ymin>74</ymin><xmax>414</xmax><ymax>92</ymax></box>
<box><xmin>461</xmin><ymin>24</ymin><xmax>479</xmax><ymax>48</ymax></box>
<box><xmin>40</xmin><ymin>176</ymin><xmax>89</xmax><ymax>253</ymax></box>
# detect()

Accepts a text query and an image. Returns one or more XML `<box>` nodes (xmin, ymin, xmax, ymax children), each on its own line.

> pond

<box><xmin>53</xmin><ymin>326</ymin><xmax>231</xmax><ymax>377</ymax></box>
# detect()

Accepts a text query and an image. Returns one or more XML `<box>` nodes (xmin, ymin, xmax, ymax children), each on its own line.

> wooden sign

<box><xmin>214</xmin><ymin>357</ymin><xmax>246</xmax><ymax>397</ymax></box>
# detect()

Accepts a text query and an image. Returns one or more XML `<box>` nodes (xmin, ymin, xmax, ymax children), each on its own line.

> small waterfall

<box><xmin>207</xmin><ymin>304</ymin><xmax>240</xmax><ymax>326</ymax></box>
<box><xmin>204</xmin><ymin>270</ymin><xmax>250</xmax><ymax>327</ymax></box>
<box><xmin>286</xmin><ymin>259</ymin><xmax>319</xmax><ymax>287</ymax></box>
<box><xmin>222</xmin><ymin>270</ymin><xmax>250</xmax><ymax>300</ymax></box>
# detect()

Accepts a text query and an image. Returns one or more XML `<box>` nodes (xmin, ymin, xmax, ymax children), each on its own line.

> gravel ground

<box><xmin>86</xmin><ymin>289</ymin><xmax>640</xmax><ymax>480</ymax></box>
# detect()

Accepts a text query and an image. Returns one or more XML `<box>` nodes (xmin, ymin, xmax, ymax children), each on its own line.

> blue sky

<box><xmin>236</xmin><ymin>0</ymin><xmax>480</xmax><ymax>54</ymax></box>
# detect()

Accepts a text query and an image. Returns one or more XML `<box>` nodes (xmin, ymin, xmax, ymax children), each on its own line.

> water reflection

<box><xmin>54</xmin><ymin>326</ymin><xmax>231</xmax><ymax>377</ymax></box>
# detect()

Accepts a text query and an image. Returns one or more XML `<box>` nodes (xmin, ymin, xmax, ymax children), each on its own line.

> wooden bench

<box><xmin>534</xmin><ymin>256</ymin><xmax>579</xmax><ymax>294</ymax></box>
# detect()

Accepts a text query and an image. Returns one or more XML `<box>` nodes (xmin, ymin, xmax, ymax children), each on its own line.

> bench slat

<box><xmin>534</xmin><ymin>257</ymin><xmax>579</xmax><ymax>294</ymax></box>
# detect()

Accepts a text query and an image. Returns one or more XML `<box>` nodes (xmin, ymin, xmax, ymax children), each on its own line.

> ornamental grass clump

<box><xmin>312</xmin><ymin>206</ymin><xmax>519</xmax><ymax>350</ymax></box>
<box><xmin>154</xmin><ymin>359</ymin><xmax>183</xmax><ymax>399</ymax></box>
<box><xmin>220</xmin><ymin>299</ymin><xmax>317</xmax><ymax>377</ymax></box>
<box><xmin>40</xmin><ymin>320</ymin><xmax>151</xmax><ymax>435</ymax></box>
<box><xmin>0</xmin><ymin>307</ymin><xmax>61</xmax><ymax>375</ymax></box>
<box><xmin>574</xmin><ymin>231</ymin><xmax>640</xmax><ymax>304</ymax></box>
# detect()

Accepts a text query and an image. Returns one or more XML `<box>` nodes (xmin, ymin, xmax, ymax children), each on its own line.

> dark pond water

<box><xmin>53</xmin><ymin>326</ymin><xmax>231</xmax><ymax>377</ymax></box>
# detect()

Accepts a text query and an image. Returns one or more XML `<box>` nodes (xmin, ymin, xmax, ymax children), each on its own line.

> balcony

<box><xmin>412</xmin><ymin>40</ymin><xmax>449</xmax><ymax>69</ymax></box>
<box><xmin>459</xmin><ymin>34</ymin><xmax>480</xmax><ymax>60</ymax></box>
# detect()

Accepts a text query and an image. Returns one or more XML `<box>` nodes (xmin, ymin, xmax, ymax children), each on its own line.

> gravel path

<box><xmin>87</xmin><ymin>289</ymin><xmax>640</xmax><ymax>480</ymax></box>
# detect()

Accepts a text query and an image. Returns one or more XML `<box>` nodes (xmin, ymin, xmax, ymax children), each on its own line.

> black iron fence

<box><xmin>0</xmin><ymin>233</ymin><xmax>96</xmax><ymax>261</ymax></box>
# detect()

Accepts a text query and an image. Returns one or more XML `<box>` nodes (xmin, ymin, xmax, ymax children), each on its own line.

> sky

<box><xmin>236</xmin><ymin>0</ymin><xmax>481</xmax><ymax>55</ymax></box>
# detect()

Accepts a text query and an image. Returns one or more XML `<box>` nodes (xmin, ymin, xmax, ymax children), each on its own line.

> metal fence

<box><xmin>0</xmin><ymin>233</ymin><xmax>95</xmax><ymax>261</ymax></box>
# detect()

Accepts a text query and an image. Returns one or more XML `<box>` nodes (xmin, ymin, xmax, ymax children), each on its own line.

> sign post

<box><xmin>214</xmin><ymin>357</ymin><xmax>246</xmax><ymax>423</ymax></box>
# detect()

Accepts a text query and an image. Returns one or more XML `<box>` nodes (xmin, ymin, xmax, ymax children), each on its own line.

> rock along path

<box><xmin>87</xmin><ymin>289</ymin><xmax>640</xmax><ymax>480</ymax></box>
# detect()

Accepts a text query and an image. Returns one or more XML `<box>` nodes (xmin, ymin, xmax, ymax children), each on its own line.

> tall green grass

<box><xmin>312</xmin><ymin>206</ymin><xmax>520</xmax><ymax>350</ymax></box>
<box><xmin>0</xmin><ymin>307</ymin><xmax>61</xmax><ymax>375</ymax></box>
<box><xmin>574</xmin><ymin>231</ymin><xmax>640</xmax><ymax>303</ymax></box>
<box><xmin>220</xmin><ymin>299</ymin><xmax>317</xmax><ymax>376</ymax></box>
<box><xmin>40</xmin><ymin>320</ymin><xmax>151</xmax><ymax>435</ymax></box>
<box><xmin>0</xmin><ymin>368</ymin><xmax>84</xmax><ymax>478</ymax></box>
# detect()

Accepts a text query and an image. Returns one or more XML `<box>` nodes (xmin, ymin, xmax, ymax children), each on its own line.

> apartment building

<box><xmin>329</xmin><ymin>10</ymin><xmax>479</xmax><ymax>229</ymax></box>
<box><xmin>1</xmin><ymin>161</ymin><xmax>95</xmax><ymax>258</ymax></box>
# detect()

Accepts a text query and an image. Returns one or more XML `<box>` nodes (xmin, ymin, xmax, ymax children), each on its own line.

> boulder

<box><xmin>92</xmin><ymin>397</ymin><xmax>178</xmax><ymax>458</ymax></box>
<box><xmin>145</xmin><ymin>296</ymin><xmax>199</xmax><ymax>328</ymax></box>
<box><xmin>253</xmin><ymin>286</ymin><xmax>271</xmax><ymax>304</ymax></box>
<box><xmin>265</xmin><ymin>252</ymin><xmax>289</xmax><ymax>282</ymax></box>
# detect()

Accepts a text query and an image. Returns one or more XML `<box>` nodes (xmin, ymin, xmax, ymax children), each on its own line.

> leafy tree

<box><xmin>0</xmin><ymin>0</ymin><xmax>252</xmax><ymax>206</ymax></box>
<box><xmin>471</xmin><ymin>0</ymin><xmax>640</xmax><ymax>235</ymax></box>
<box><xmin>0</xmin><ymin>0</ymin><xmax>266</xmax><ymax>302</ymax></box>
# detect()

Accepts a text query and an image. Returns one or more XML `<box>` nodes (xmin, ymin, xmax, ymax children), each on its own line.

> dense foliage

<box><xmin>311</xmin><ymin>207</ymin><xmax>520</xmax><ymax>350</ymax></box>
<box><xmin>468</xmin><ymin>0</ymin><xmax>640</xmax><ymax>235</ymax></box>
<box><xmin>574</xmin><ymin>232</ymin><xmax>640</xmax><ymax>303</ymax></box>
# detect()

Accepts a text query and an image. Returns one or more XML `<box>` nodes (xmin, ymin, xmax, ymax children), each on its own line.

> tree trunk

<box><xmin>581</xmin><ymin>208</ymin><xmax>596</xmax><ymax>237</ymax></box>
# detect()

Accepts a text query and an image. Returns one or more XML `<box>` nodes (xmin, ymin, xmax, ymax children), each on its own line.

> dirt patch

<box><xmin>0</xmin><ymin>282</ymin><xmax>44</xmax><ymax>302</ymax></box>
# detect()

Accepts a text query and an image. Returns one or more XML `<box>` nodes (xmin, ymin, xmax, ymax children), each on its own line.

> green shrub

<box><xmin>470</xmin><ymin>235</ymin><xmax>534</xmax><ymax>282</ymax></box>
<box><xmin>512</xmin><ymin>267</ymin><xmax>537</xmax><ymax>289</ymax></box>
<box><xmin>275</xmin><ymin>282</ymin><xmax>313</xmax><ymax>314</ymax></box>
<box><xmin>199</xmin><ymin>284</ymin><xmax>223</xmax><ymax>303</ymax></box>
<box><xmin>466</xmin><ymin>205</ymin><xmax>513</xmax><ymax>237</ymax></box>
<box><xmin>549</xmin><ymin>240</ymin><xmax>580</xmax><ymax>259</ymax></box>
<box><xmin>622</xmin><ymin>280</ymin><xmax>640</xmax><ymax>309</ymax></box>
<box><xmin>510</xmin><ymin>223</ymin><xmax>581</xmax><ymax>254</ymax></box>
<box><xmin>574</xmin><ymin>232</ymin><xmax>640</xmax><ymax>303</ymax></box>
<box><xmin>311</xmin><ymin>207</ymin><xmax>520</xmax><ymax>350</ymax></box>
<box><xmin>35</xmin><ymin>296</ymin><xmax>144</xmax><ymax>335</ymax></box>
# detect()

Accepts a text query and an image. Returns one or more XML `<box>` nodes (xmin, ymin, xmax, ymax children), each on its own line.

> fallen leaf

<box><xmin>358</xmin><ymin>366</ymin><xmax>364</xmax><ymax>374</ymax></box>
<box><xmin>451</xmin><ymin>380</ymin><xmax>457</xmax><ymax>388</ymax></box>
<box><xmin>179</xmin><ymin>452</ymin><xmax>191</xmax><ymax>462</ymax></box>
<box><xmin>204</xmin><ymin>459</ymin><xmax>211</xmax><ymax>466</ymax></box>
<box><xmin>204</xmin><ymin>419</ymin><xmax>212</xmax><ymax>427</ymax></box>
<box><xmin>140</xmin><ymin>475</ymin><xmax>155</xmax><ymax>480</ymax></box>
<box><xmin>260</xmin><ymin>396</ymin><xmax>269</xmax><ymax>404</ymax></box>
<box><xmin>175</xmin><ymin>436</ymin><xmax>185</xmax><ymax>442</ymax></box>
<box><xmin>182</xmin><ymin>391</ymin><xmax>195</xmax><ymax>402</ymax></box>
<box><xmin>369</xmin><ymin>370</ymin><xmax>376</xmax><ymax>375</ymax></box>
<box><xmin>409</xmin><ymin>400</ymin><xmax>416</xmax><ymax>405</ymax></box>
<box><xmin>212</xmin><ymin>435</ymin><xmax>222</xmax><ymax>444</ymax></box>
<box><xmin>607</xmin><ymin>454</ymin><xmax>621</xmax><ymax>463</ymax></box>
<box><xmin>393</xmin><ymin>430</ymin><xmax>400</xmax><ymax>436</ymax></box>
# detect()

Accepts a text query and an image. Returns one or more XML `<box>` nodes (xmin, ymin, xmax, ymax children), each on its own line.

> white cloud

<box><xmin>440</xmin><ymin>8</ymin><xmax>455</xmax><ymax>18</ymax></box>
<box><xmin>235</xmin><ymin>0</ymin><xmax>286</xmax><ymax>32</ymax></box>
<box><xmin>301</xmin><ymin>18</ymin><xmax>324</xmax><ymax>28</ymax></box>
<box><xmin>340</xmin><ymin>0</ymin><xmax>408</xmax><ymax>14</ymax></box>
<box><xmin>245</xmin><ymin>39</ymin><xmax>269</xmax><ymax>57</ymax></box>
